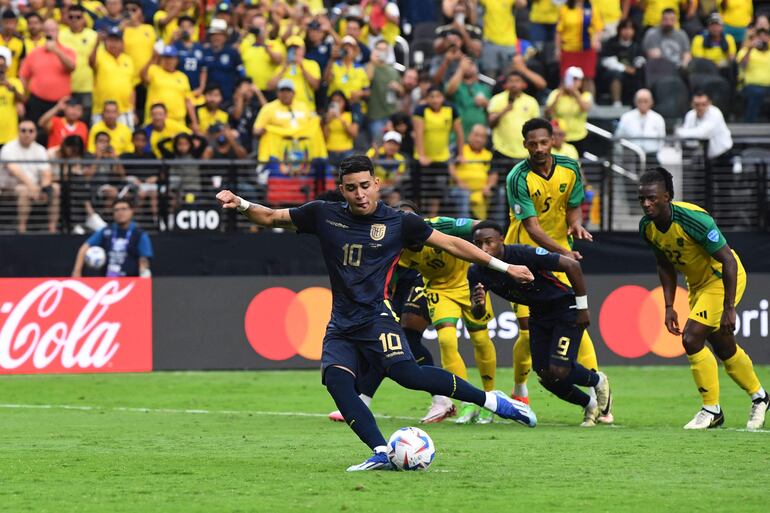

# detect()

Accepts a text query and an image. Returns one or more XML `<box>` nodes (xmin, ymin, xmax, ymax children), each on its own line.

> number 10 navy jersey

<box><xmin>290</xmin><ymin>201</ymin><xmax>433</xmax><ymax>332</ymax></box>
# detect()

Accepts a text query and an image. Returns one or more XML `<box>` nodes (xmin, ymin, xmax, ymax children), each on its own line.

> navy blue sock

<box><xmin>387</xmin><ymin>360</ymin><xmax>486</xmax><ymax>406</ymax></box>
<box><xmin>356</xmin><ymin>368</ymin><xmax>384</xmax><ymax>398</ymax></box>
<box><xmin>539</xmin><ymin>376</ymin><xmax>591</xmax><ymax>407</ymax></box>
<box><xmin>325</xmin><ymin>366</ymin><xmax>386</xmax><ymax>450</ymax></box>
<box><xmin>566</xmin><ymin>363</ymin><xmax>600</xmax><ymax>387</ymax></box>
<box><xmin>404</xmin><ymin>328</ymin><xmax>433</xmax><ymax>366</ymax></box>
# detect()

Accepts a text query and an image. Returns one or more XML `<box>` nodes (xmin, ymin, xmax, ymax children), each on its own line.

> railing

<box><xmin>1</xmin><ymin>139</ymin><xmax>769</xmax><ymax>235</ymax></box>
<box><xmin>591</xmin><ymin>135</ymin><xmax>770</xmax><ymax>232</ymax></box>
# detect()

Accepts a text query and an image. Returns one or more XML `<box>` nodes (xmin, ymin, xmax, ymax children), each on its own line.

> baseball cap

<box><xmin>383</xmin><ymin>131</ymin><xmax>402</xmax><ymax>144</ymax></box>
<box><xmin>207</xmin><ymin>122</ymin><xmax>226</xmax><ymax>134</ymax></box>
<box><xmin>707</xmin><ymin>13</ymin><xmax>722</xmax><ymax>25</ymax></box>
<box><xmin>277</xmin><ymin>79</ymin><xmax>295</xmax><ymax>91</ymax></box>
<box><xmin>0</xmin><ymin>46</ymin><xmax>12</xmax><ymax>68</ymax></box>
<box><xmin>286</xmin><ymin>35</ymin><xmax>305</xmax><ymax>48</ymax></box>
<box><xmin>1</xmin><ymin>8</ymin><xmax>17</xmax><ymax>19</ymax></box>
<box><xmin>209</xmin><ymin>18</ymin><xmax>228</xmax><ymax>34</ymax></box>
<box><xmin>65</xmin><ymin>97</ymin><xmax>81</xmax><ymax>106</ymax></box>
<box><xmin>565</xmin><ymin>66</ymin><xmax>584</xmax><ymax>81</ymax></box>
<box><xmin>106</xmin><ymin>26</ymin><xmax>123</xmax><ymax>38</ymax></box>
<box><xmin>307</xmin><ymin>20</ymin><xmax>322</xmax><ymax>30</ymax></box>
<box><xmin>160</xmin><ymin>45</ymin><xmax>179</xmax><ymax>58</ymax></box>
<box><xmin>341</xmin><ymin>35</ymin><xmax>357</xmax><ymax>47</ymax></box>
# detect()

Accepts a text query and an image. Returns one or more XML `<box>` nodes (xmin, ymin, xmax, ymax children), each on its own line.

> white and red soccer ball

<box><xmin>388</xmin><ymin>427</ymin><xmax>435</xmax><ymax>471</ymax></box>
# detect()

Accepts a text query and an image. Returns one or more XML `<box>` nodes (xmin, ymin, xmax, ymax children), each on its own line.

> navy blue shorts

<box><xmin>321</xmin><ymin>316</ymin><xmax>415</xmax><ymax>383</ymax></box>
<box><xmin>401</xmin><ymin>285</ymin><xmax>430</xmax><ymax>320</ymax></box>
<box><xmin>529</xmin><ymin>304</ymin><xmax>583</xmax><ymax>372</ymax></box>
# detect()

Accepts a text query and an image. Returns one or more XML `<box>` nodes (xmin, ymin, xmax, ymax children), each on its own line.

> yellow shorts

<box><xmin>688</xmin><ymin>267</ymin><xmax>747</xmax><ymax>329</ymax></box>
<box><xmin>426</xmin><ymin>287</ymin><xmax>494</xmax><ymax>330</ymax></box>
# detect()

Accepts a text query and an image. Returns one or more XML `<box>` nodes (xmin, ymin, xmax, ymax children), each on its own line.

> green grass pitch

<box><xmin>1</xmin><ymin>366</ymin><xmax>768</xmax><ymax>513</ymax></box>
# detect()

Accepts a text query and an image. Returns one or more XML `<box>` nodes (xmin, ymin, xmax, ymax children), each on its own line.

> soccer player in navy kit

<box><xmin>468</xmin><ymin>221</ymin><xmax>611</xmax><ymax>425</ymax></box>
<box><xmin>217</xmin><ymin>156</ymin><xmax>537</xmax><ymax>471</ymax></box>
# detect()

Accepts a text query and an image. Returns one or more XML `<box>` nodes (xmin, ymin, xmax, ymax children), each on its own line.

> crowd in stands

<box><xmin>0</xmin><ymin>0</ymin><xmax>768</xmax><ymax>233</ymax></box>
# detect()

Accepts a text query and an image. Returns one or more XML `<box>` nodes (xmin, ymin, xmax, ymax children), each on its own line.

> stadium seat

<box><xmin>266</xmin><ymin>177</ymin><xmax>335</xmax><ymax>206</ymax></box>
<box><xmin>411</xmin><ymin>38</ymin><xmax>436</xmax><ymax>68</ymax></box>
<box><xmin>644</xmin><ymin>58</ymin><xmax>679</xmax><ymax>89</ymax></box>
<box><xmin>651</xmin><ymin>76</ymin><xmax>690</xmax><ymax>123</ymax></box>
<box><xmin>687</xmin><ymin>58</ymin><xmax>719</xmax><ymax>76</ymax></box>
<box><xmin>688</xmin><ymin>74</ymin><xmax>732</xmax><ymax>114</ymax></box>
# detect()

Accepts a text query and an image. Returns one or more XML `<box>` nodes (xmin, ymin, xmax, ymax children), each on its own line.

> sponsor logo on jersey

<box><xmin>559</xmin><ymin>183</ymin><xmax>567</xmax><ymax>192</ymax></box>
<box><xmin>707</xmin><ymin>229</ymin><xmax>719</xmax><ymax>242</ymax></box>
<box><xmin>370</xmin><ymin>223</ymin><xmax>387</xmax><ymax>241</ymax></box>
<box><xmin>455</xmin><ymin>218</ymin><xmax>469</xmax><ymax>226</ymax></box>
<box><xmin>514</xmin><ymin>204</ymin><xmax>522</xmax><ymax>215</ymax></box>
<box><xmin>535</xmin><ymin>247</ymin><xmax>549</xmax><ymax>255</ymax></box>
<box><xmin>677</xmin><ymin>237</ymin><xmax>684</xmax><ymax>247</ymax></box>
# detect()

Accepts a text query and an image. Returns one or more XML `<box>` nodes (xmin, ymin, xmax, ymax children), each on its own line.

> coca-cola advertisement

<box><xmin>0</xmin><ymin>278</ymin><xmax>153</xmax><ymax>374</ymax></box>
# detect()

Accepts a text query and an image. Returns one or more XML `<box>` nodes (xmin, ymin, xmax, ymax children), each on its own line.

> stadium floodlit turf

<box><xmin>1</xmin><ymin>366</ymin><xmax>767</xmax><ymax>513</ymax></box>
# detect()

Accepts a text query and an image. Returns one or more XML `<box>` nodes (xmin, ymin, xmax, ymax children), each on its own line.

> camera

<box><xmin>757</xmin><ymin>40</ymin><xmax>769</xmax><ymax>52</ymax></box>
<box><xmin>249</xmin><ymin>27</ymin><xmax>261</xmax><ymax>38</ymax></box>
<box><xmin>287</xmin><ymin>47</ymin><xmax>296</xmax><ymax>63</ymax></box>
<box><xmin>181</xmin><ymin>31</ymin><xmax>191</xmax><ymax>41</ymax></box>
<box><xmin>339</xmin><ymin>48</ymin><xmax>347</xmax><ymax>59</ymax></box>
<box><xmin>216</xmin><ymin>134</ymin><xmax>227</xmax><ymax>145</ymax></box>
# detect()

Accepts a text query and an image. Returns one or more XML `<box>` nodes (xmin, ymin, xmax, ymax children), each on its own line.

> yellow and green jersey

<box><xmin>639</xmin><ymin>201</ymin><xmax>740</xmax><ymax>291</ymax></box>
<box><xmin>398</xmin><ymin>217</ymin><xmax>474</xmax><ymax>291</ymax></box>
<box><xmin>505</xmin><ymin>155</ymin><xmax>584</xmax><ymax>250</ymax></box>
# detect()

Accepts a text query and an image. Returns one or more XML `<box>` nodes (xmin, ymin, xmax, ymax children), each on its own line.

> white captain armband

<box><xmin>237</xmin><ymin>197</ymin><xmax>251</xmax><ymax>212</ymax></box>
<box><xmin>487</xmin><ymin>256</ymin><xmax>509</xmax><ymax>273</ymax></box>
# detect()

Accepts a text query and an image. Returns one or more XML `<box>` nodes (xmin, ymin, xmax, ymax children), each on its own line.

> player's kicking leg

<box><xmin>530</xmin><ymin>315</ymin><xmax>610</xmax><ymax>427</ymax></box>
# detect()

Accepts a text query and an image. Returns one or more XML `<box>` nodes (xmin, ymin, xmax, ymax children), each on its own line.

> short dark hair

<box><xmin>68</xmin><ymin>4</ymin><xmax>86</xmax><ymax>13</ymax></box>
<box><xmin>662</xmin><ymin>7</ymin><xmax>676</xmax><ymax>16</ymax></box>
<box><xmin>692</xmin><ymin>89</ymin><xmax>710</xmax><ymax>100</ymax></box>
<box><xmin>522</xmin><ymin>117</ymin><xmax>553</xmax><ymax>139</ymax></box>
<box><xmin>426</xmin><ymin>85</ymin><xmax>444</xmax><ymax>96</ymax></box>
<box><xmin>618</xmin><ymin>17</ymin><xmax>636</xmax><ymax>32</ymax></box>
<box><xmin>25</xmin><ymin>12</ymin><xmax>42</xmax><ymax>22</ymax></box>
<box><xmin>150</xmin><ymin>102</ymin><xmax>167</xmax><ymax>112</ymax></box>
<box><xmin>507</xmin><ymin>70</ymin><xmax>526</xmax><ymax>82</ymax></box>
<box><xmin>103</xmin><ymin>100</ymin><xmax>119</xmax><ymax>110</ymax></box>
<box><xmin>639</xmin><ymin>167</ymin><xmax>675</xmax><ymax>199</ymax></box>
<box><xmin>204</xmin><ymin>84</ymin><xmax>222</xmax><ymax>94</ymax></box>
<box><xmin>338</xmin><ymin>155</ymin><xmax>374</xmax><ymax>178</ymax></box>
<box><xmin>113</xmin><ymin>198</ymin><xmax>134</xmax><ymax>209</ymax></box>
<box><xmin>95</xmin><ymin>131</ymin><xmax>111</xmax><ymax>141</ymax></box>
<box><xmin>395</xmin><ymin>200</ymin><xmax>420</xmax><ymax>215</ymax></box>
<box><xmin>132</xmin><ymin>129</ymin><xmax>147</xmax><ymax>138</ymax></box>
<box><xmin>472</xmin><ymin>220</ymin><xmax>504</xmax><ymax>237</ymax></box>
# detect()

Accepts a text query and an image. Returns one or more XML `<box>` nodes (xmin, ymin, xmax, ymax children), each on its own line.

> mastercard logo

<box><xmin>244</xmin><ymin>287</ymin><xmax>331</xmax><ymax>361</ymax></box>
<box><xmin>599</xmin><ymin>285</ymin><xmax>690</xmax><ymax>358</ymax></box>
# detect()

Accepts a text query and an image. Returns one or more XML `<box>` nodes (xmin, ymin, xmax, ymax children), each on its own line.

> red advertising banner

<box><xmin>0</xmin><ymin>278</ymin><xmax>153</xmax><ymax>374</ymax></box>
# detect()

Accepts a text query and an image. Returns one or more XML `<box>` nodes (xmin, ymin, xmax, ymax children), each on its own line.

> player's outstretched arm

<box><xmin>655</xmin><ymin>253</ymin><xmax>681</xmax><ymax>336</ymax></box>
<box><xmin>712</xmin><ymin>245</ymin><xmax>738</xmax><ymax>335</ymax></box>
<box><xmin>216</xmin><ymin>190</ymin><xmax>295</xmax><ymax>229</ymax></box>
<box><xmin>566</xmin><ymin>206</ymin><xmax>593</xmax><ymax>242</ymax></box>
<box><xmin>425</xmin><ymin>229</ymin><xmax>534</xmax><ymax>284</ymax></box>
<box><xmin>522</xmin><ymin>216</ymin><xmax>584</xmax><ymax>260</ymax></box>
